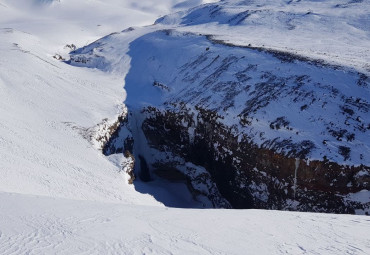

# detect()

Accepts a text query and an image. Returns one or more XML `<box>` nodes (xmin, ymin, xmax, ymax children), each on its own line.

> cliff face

<box><xmin>102</xmin><ymin>97</ymin><xmax>369</xmax><ymax>213</ymax></box>
<box><xmin>139</xmin><ymin>105</ymin><xmax>369</xmax><ymax>213</ymax></box>
<box><xmin>69</xmin><ymin>1</ymin><xmax>370</xmax><ymax>213</ymax></box>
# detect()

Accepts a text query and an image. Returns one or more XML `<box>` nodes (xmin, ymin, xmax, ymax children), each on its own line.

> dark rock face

<box><xmin>140</xmin><ymin>105</ymin><xmax>369</xmax><ymax>213</ymax></box>
<box><xmin>102</xmin><ymin>101</ymin><xmax>369</xmax><ymax>212</ymax></box>
<box><xmin>138</xmin><ymin>154</ymin><xmax>151</xmax><ymax>182</ymax></box>
<box><xmin>124</xmin><ymin>150</ymin><xmax>135</xmax><ymax>184</ymax></box>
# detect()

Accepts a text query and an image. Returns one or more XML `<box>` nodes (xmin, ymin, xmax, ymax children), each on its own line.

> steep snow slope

<box><xmin>0</xmin><ymin>26</ymin><xmax>161</xmax><ymax>204</ymax></box>
<box><xmin>0</xmin><ymin>0</ymin><xmax>216</xmax><ymax>202</ymax></box>
<box><xmin>0</xmin><ymin>192</ymin><xmax>369</xmax><ymax>255</ymax></box>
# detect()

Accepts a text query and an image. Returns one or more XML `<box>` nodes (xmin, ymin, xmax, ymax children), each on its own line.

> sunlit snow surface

<box><xmin>0</xmin><ymin>192</ymin><xmax>369</xmax><ymax>255</ymax></box>
<box><xmin>0</xmin><ymin>0</ymin><xmax>216</xmax><ymax>204</ymax></box>
<box><xmin>0</xmin><ymin>0</ymin><xmax>369</xmax><ymax>254</ymax></box>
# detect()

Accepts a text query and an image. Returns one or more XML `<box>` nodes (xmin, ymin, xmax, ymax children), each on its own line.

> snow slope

<box><xmin>0</xmin><ymin>27</ymin><xmax>166</xmax><ymax>204</ymax></box>
<box><xmin>0</xmin><ymin>0</ymin><xmax>216</xmax><ymax>202</ymax></box>
<box><xmin>0</xmin><ymin>192</ymin><xmax>369</xmax><ymax>255</ymax></box>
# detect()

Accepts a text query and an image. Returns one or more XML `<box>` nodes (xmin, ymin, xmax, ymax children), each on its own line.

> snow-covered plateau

<box><xmin>0</xmin><ymin>0</ymin><xmax>369</xmax><ymax>254</ymax></box>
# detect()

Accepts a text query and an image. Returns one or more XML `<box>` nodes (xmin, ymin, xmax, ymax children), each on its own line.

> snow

<box><xmin>0</xmin><ymin>0</ymin><xmax>217</xmax><ymax>203</ymax></box>
<box><xmin>1</xmin><ymin>192</ymin><xmax>369</xmax><ymax>255</ymax></box>
<box><xmin>0</xmin><ymin>28</ymin><xmax>136</xmax><ymax>202</ymax></box>
<box><xmin>0</xmin><ymin>0</ymin><xmax>218</xmax><ymax>54</ymax></box>
<box><xmin>0</xmin><ymin>0</ymin><xmax>369</xmax><ymax>253</ymax></box>
<box><xmin>158</xmin><ymin>0</ymin><xmax>370</xmax><ymax>75</ymax></box>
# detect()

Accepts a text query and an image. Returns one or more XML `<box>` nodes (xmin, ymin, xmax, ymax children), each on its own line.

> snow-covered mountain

<box><xmin>159</xmin><ymin>0</ymin><xmax>370</xmax><ymax>75</ymax></box>
<box><xmin>69</xmin><ymin>0</ymin><xmax>369</xmax><ymax>213</ymax></box>
<box><xmin>0</xmin><ymin>0</ymin><xmax>369</xmax><ymax>254</ymax></box>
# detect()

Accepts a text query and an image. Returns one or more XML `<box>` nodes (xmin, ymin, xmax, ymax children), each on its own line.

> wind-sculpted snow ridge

<box><xmin>69</xmin><ymin>0</ymin><xmax>369</xmax><ymax>213</ymax></box>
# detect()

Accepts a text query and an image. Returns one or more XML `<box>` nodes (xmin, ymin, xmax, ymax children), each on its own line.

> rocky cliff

<box><xmin>69</xmin><ymin>0</ymin><xmax>370</xmax><ymax>214</ymax></box>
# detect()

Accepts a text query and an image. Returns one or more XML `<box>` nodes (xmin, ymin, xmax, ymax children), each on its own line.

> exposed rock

<box><xmin>123</xmin><ymin>150</ymin><xmax>135</xmax><ymax>184</ymax></box>
<box><xmin>138</xmin><ymin>105</ymin><xmax>369</xmax><ymax>213</ymax></box>
<box><xmin>53</xmin><ymin>54</ymin><xmax>65</xmax><ymax>61</ymax></box>
<box><xmin>92</xmin><ymin>106</ymin><xmax>128</xmax><ymax>150</ymax></box>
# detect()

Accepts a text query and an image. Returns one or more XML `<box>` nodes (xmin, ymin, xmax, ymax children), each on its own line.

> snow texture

<box><xmin>0</xmin><ymin>192</ymin><xmax>369</xmax><ymax>255</ymax></box>
<box><xmin>0</xmin><ymin>0</ymin><xmax>369</xmax><ymax>253</ymax></box>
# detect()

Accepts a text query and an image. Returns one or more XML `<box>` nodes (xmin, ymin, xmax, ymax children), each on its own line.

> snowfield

<box><xmin>0</xmin><ymin>0</ymin><xmax>369</xmax><ymax>254</ymax></box>
<box><xmin>0</xmin><ymin>192</ymin><xmax>369</xmax><ymax>255</ymax></box>
<box><xmin>158</xmin><ymin>0</ymin><xmax>370</xmax><ymax>75</ymax></box>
